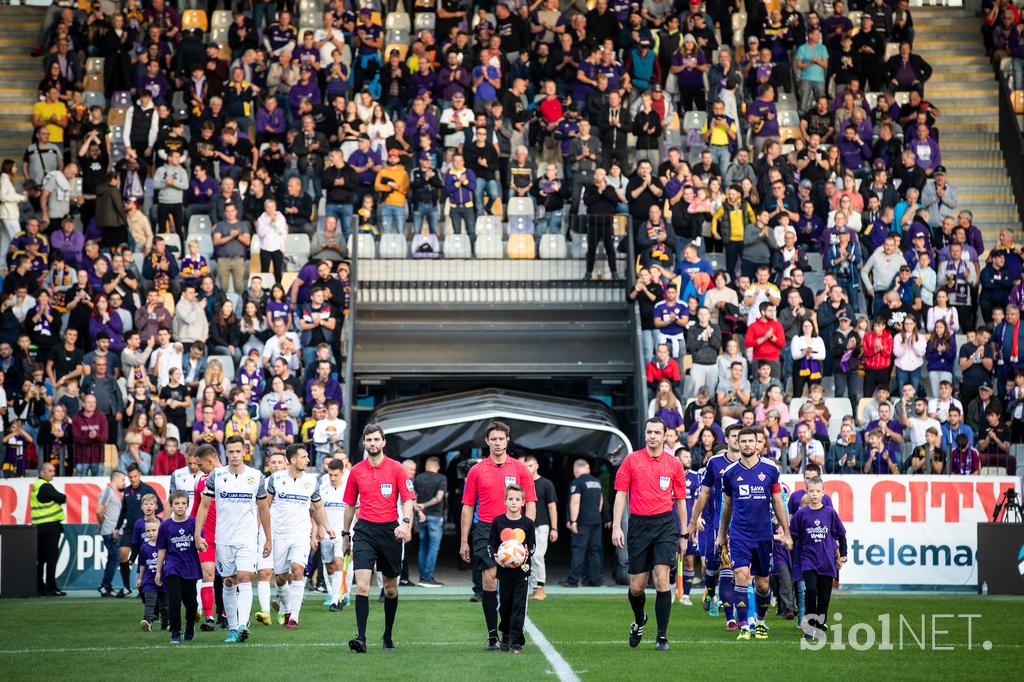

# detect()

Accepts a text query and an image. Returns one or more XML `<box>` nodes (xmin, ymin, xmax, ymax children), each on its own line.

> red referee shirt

<box><xmin>343</xmin><ymin>455</ymin><xmax>415</xmax><ymax>523</ymax></box>
<box><xmin>462</xmin><ymin>456</ymin><xmax>537</xmax><ymax>524</ymax></box>
<box><xmin>614</xmin><ymin>449</ymin><xmax>686</xmax><ymax>517</ymax></box>
<box><xmin>190</xmin><ymin>473</ymin><xmax>217</xmax><ymax>539</ymax></box>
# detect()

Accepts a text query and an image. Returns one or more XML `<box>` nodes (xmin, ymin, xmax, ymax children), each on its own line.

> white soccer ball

<box><xmin>496</xmin><ymin>539</ymin><xmax>527</xmax><ymax>568</ymax></box>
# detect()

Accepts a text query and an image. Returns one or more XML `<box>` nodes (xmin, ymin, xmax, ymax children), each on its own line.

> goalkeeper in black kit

<box><xmin>487</xmin><ymin>485</ymin><xmax>537</xmax><ymax>654</ymax></box>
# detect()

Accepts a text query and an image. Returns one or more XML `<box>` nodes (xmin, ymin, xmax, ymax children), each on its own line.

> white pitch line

<box><xmin>524</xmin><ymin>617</ymin><xmax>581</xmax><ymax>682</ymax></box>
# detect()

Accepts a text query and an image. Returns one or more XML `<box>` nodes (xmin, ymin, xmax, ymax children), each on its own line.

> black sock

<box><xmin>119</xmin><ymin>562</ymin><xmax>130</xmax><ymax>589</ymax></box>
<box><xmin>383</xmin><ymin>595</ymin><xmax>398</xmax><ymax>639</ymax></box>
<box><xmin>655</xmin><ymin>590</ymin><xmax>672</xmax><ymax>639</ymax></box>
<box><xmin>214</xmin><ymin>574</ymin><xmax>224</xmax><ymax>617</ymax></box>
<box><xmin>704</xmin><ymin>571</ymin><xmax>718</xmax><ymax>598</ymax></box>
<box><xmin>537</xmin><ymin>582</ymin><xmax>544</xmax><ymax>587</ymax></box>
<box><xmin>482</xmin><ymin>590</ymin><xmax>498</xmax><ymax>639</ymax></box>
<box><xmin>755</xmin><ymin>588</ymin><xmax>771</xmax><ymax>621</ymax></box>
<box><xmin>628</xmin><ymin>590</ymin><xmax>646</xmax><ymax>624</ymax></box>
<box><xmin>355</xmin><ymin>595</ymin><xmax>369</xmax><ymax>640</ymax></box>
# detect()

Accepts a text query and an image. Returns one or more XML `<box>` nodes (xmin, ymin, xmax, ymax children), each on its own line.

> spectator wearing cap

<box><xmin>410</xmin><ymin>153</ymin><xmax>443</xmax><ymax>234</ymax></box>
<box><xmin>710</xmin><ymin>184</ymin><xmax>755</xmax><ymax>278</ymax></box>
<box><xmin>287</xmin><ymin>69</ymin><xmax>322</xmax><ymax>121</ymax></box>
<box><xmin>347</xmin><ymin>134</ymin><xmax>382</xmax><ymax>209</ymax></box>
<box><xmin>625</xmin><ymin>36</ymin><xmax>660</xmax><ymax>94</ymax></box>
<box><xmin>122</xmin><ymin>90</ymin><xmax>159</xmax><ymax>163</ymax></box>
<box><xmin>853</xmin><ymin>14</ymin><xmax>886</xmax><ymax>91</ymax></box>
<box><xmin>260</xmin><ymin>400</ymin><xmax>296</xmax><ymax>454</ymax></box>
<box><xmin>671</xmin><ymin>33</ymin><xmax>707</xmax><ymax>113</ymax></box>
<box><xmin>920</xmin><ymin>165</ymin><xmax>957</xmax><ymax>227</ymax></box>
<box><xmin>375</xmin><ymin>150</ymin><xmax>411</xmax><ymax>234</ymax></box>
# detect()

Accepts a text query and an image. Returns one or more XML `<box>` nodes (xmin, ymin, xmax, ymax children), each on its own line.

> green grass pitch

<box><xmin>0</xmin><ymin>593</ymin><xmax>1019</xmax><ymax>680</ymax></box>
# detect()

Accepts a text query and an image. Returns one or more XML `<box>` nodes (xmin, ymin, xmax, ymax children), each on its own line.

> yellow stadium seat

<box><xmin>508</xmin><ymin>234</ymin><xmax>536</xmax><ymax>259</ymax></box>
<box><xmin>182</xmin><ymin>9</ymin><xmax>209</xmax><ymax>32</ymax></box>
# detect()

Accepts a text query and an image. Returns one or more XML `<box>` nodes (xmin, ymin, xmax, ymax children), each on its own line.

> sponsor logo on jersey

<box><xmin>738</xmin><ymin>484</ymin><xmax>750</xmax><ymax>497</ymax></box>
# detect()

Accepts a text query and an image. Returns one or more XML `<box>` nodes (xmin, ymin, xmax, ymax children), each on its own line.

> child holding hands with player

<box><xmin>488</xmin><ymin>485</ymin><xmax>536</xmax><ymax>654</ymax></box>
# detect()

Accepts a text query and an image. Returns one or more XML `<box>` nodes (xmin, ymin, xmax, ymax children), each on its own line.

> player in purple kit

<box><xmin>789</xmin><ymin>477</ymin><xmax>847</xmax><ymax>640</ymax></box>
<box><xmin>687</xmin><ymin>424</ymin><xmax>742</xmax><ymax>628</ymax></box>
<box><xmin>155</xmin><ymin>491</ymin><xmax>203</xmax><ymax>644</ymax></box>
<box><xmin>717</xmin><ymin>427</ymin><xmax>793</xmax><ymax>641</ymax></box>
<box><xmin>678</xmin><ymin>450</ymin><xmax>701</xmax><ymax>606</ymax></box>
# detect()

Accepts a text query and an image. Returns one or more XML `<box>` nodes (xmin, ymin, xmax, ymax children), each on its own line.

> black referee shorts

<box><xmin>471</xmin><ymin>522</ymin><xmax>497</xmax><ymax>572</ymax></box>
<box><xmin>352</xmin><ymin>520</ymin><xmax>403</xmax><ymax>579</ymax></box>
<box><xmin>626</xmin><ymin>512</ymin><xmax>677</xmax><ymax>575</ymax></box>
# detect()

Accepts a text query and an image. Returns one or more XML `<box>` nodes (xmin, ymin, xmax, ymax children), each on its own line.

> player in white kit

<box><xmin>255</xmin><ymin>452</ymin><xmax>288</xmax><ymax>626</ymax></box>
<box><xmin>169</xmin><ymin>447</ymin><xmax>201</xmax><ymax>507</ymax></box>
<box><xmin>267</xmin><ymin>444</ymin><xmax>336</xmax><ymax>629</ymax></box>
<box><xmin>319</xmin><ymin>457</ymin><xmax>353</xmax><ymax>611</ymax></box>
<box><xmin>195</xmin><ymin>436</ymin><xmax>271</xmax><ymax>644</ymax></box>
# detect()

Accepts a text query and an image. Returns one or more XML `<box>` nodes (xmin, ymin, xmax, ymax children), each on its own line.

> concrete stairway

<box><xmin>911</xmin><ymin>7</ymin><xmax>1021</xmax><ymax>243</ymax></box>
<box><xmin>0</xmin><ymin>5</ymin><xmax>46</xmax><ymax>168</ymax></box>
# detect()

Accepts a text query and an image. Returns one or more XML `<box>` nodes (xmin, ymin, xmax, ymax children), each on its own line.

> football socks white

<box><xmin>223</xmin><ymin>584</ymin><xmax>239</xmax><ymax>632</ymax></box>
<box><xmin>237</xmin><ymin>583</ymin><xmax>254</xmax><ymax>629</ymax></box>
<box><xmin>258</xmin><ymin>580</ymin><xmax>272</xmax><ymax>613</ymax></box>
<box><xmin>290</xmin><ymin>578</ymin><xmax>307</xmax><ymax>621</ymax></box>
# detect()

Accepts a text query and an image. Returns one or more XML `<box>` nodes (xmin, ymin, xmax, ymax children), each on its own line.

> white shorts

<box><xmin>217</xmin><ymin>543</ymin><xmax>258</xmax><ymax>577</ymax></box>
<box><xmin>320</xmin><ymin>536</ymin><xmax>345</xmax><ymax>564</ymax></box>
<box><xmin>256</xmin><ymin>527</ymin><xmax>273</xmax><ymax>571</ymax></box>
<box><xmin>274</xmin><ymin>537</ymin><xmax>311</xmax><ymax>574</ymax></box>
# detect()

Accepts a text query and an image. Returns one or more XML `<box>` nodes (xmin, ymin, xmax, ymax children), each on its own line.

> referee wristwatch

<box><xmin>340</xmin><ymin>530</ymin><xmax>351</xmax><ymax>537</ymax></box>
<box><xmin>402</xmin><ymin>517</ymin><xmax>411</xmax><ymax>523</ymax></box>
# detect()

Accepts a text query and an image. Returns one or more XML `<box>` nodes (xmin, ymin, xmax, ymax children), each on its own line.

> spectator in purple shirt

<box><xmin>908</xmin><ymin>123</ymin><xmax>941</xmax><ymax>175</ymax></box>
<box><xmin>837</xmin><ymin>124</ymin><xmax>871</xmax><ymax>178</ymax></box>
<box><xmin>410</xmin><ymin>60</ymin><xmax>437</xmax><ymax>99</ymax></box>
<box><xmin>287</xmin><ymin>68</ymin><xmax>322</xmax><ymax>119</ymax></box>
<box><xmin>436</xmin><ymin>52</ymin><xmax>470</xmax><ymax>103</ymax></box>
<box><xmin>254</xmin><ymin>97</ymin><xmax>287</xmax><ymax>146</ymax></box>
<box><xmin>405</xmin><ymin>98</ymin><xmax>438</xmax><ymax>151</ymax></box>
<box><xmin>50</xmin><ymin>217</ymin><xmax>84</xmax><ymax>267</ymax></box>
<box><xmin>135</xmin><ymin>60</ymin><xmax>174</xmax><ymax>105</ymax></box>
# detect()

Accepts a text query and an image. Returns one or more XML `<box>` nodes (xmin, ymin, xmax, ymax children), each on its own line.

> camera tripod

<box><xmin>992</xmin><ymin>488</ymin><xmax>1023</xmax><ymax>523</ymax></box>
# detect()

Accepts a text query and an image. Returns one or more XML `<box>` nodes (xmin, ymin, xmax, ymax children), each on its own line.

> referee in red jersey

<box><xmin>611</xmin><ymin>417</ymin><xmax>688</xmax><ymax>651</ymax></box>
<box><xmin>341</xmin><ymin>424</ymin><xmax>415</xmax><ymax>654</ymax></box>
<box><xmin>460</xmin><ymin>422</ymin><xmax>537</xmax><ymax>650</ymax></box>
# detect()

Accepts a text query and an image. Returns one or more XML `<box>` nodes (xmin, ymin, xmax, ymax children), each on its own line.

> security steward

<box><xmin>460</xmin><ymin>421</ymin><xmax>537</xmax><ymax>650</ymax></box>
<box><xmin>561</xmin><ymin>458</ymin><xmax>605</xmax><ymax>587</ymax></box>
<box><xmin>611</xmin><ymin>417</ymin><xmax>688</xmax><ymax>652</ymax></box>
<box><xmin>33</xmin><ymin>462</ymin><xmax>68</xmax><ymax>596</ymax></box>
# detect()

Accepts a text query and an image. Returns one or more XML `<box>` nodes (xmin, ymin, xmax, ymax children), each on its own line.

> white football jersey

<box><xmin>203</xmin><ymin>465</ymin><xmax>266</xmax><ymax>545</ymax></box>
<box><xmin>319</xmin><ymin>476</ymin><xmax>347</xmax><ymax>531</ymax></box>
<box><xmin>170</xmin><ymin>466</ymin><xmax>201</xmax><ymax>505</ymax></box>
<box><xmin>267</xmin><ymin>471</ymin><xmax>321</xmax><ymax>539</ymax></box>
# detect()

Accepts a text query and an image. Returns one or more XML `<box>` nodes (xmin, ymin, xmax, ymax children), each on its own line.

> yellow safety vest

<box><xmin>31</xmin><ymin>479</ymin><xmax>65</xmax><ymax>525</ymax></box>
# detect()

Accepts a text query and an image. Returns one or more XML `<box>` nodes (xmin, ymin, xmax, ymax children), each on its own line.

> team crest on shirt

<box><xmin>405</xmin><ymin>479</ymin><xmax>414</xmax><ymax>492</ymax></box>
<box><xmin>381</xmin><ymin>483</ymin><xmax>393</xmax><ymax>498</ymax></box>
<box><xmin>814</xmin><ymin>519</ymin><xmax>821</xmax><ymax>527</ymax></box>
<box><xmin>758</xmin><ymin>473</ymin><xmax>766</xmax><ymax>481</ymax></box>
<box><xmin>178</xmin><ymin>528</ymin><xmax>185</xmax><ymax>535</ymax></box>
<box><xmin>505</xmin><ymin>476</ymin><xmax>517</xmax><ymax>487</ymax></box>
<box><xmin>659</xmin><ymin>476</ymin><xmax>670</xmax><ymax>491</ymax></box>
<box><xmin>246</xmin><ymin>475</ymin><xmax>257</xmax><ymax>485</ymax></box>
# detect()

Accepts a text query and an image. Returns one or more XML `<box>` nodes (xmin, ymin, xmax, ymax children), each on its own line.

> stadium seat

<box><xmin>195</xmin><ymin>234</ymin><xmax>214</xmax><ymax>259</ymax></box>
<box><xmin>379</xmin><ymin>233</ymin><xmax>408</xmax><ymax>258</ymax></box>
<box><xmin>385</xmin><ymin>28</ymin><xmax>409</xmax><ymax>46</ymax></box>
<box><xmin>110</xmin><ymin>143</ymin><xmax>127</xmax><ymax>164</ymax></box>
<box><xmin>182</xmin><ymin>9</ymin><xmax>208</xmax><ymax>32</ymax></box>
<box><xmin>507</xmin><ymin>196</ymin><xmax>535</xmax><ymax>217</ymax></box>
<box><xmin>826</xmin><ymin>398</ymin><xmax>853</xmax><ymax>423</ymax></box>
<box><xmin>211</xmin><ymin>10</ymin><xmax>232</xmax><ymax>29</ymax></box>
<box><xmin>160</xmin><ymin>291</ymin><xmax>176</xmax><ymax>315</ymax></box>
<box><xmin>82</xmin><ymin>91</ymin><xmax>106</xmax><ymax>109</ymax></box>
<box><xmin>299</xmin><ymin>12</ymin><xmax>323</xmax><ymax>29</ymax></box>
<box><xmin>85</xmin><ymin>57</ymin><xmax>104</xmax><ymax>74</ymax></box>
<box><xmin>507</xmin><ymin>215</ymin><xmax>534</xmax><ymax>235</ymax></box>
<box><xmin>411</xmin><ymin>232</ymin><xmax>440</xmax><ymax>258</ymax></box>
<box><xmin>683</xmin><ymin>111</ymin><xmax>707</xmax><ymax>131</ymax></box>
<box><xmin>355</xmin><ymin>233</ymin><xmax>376</xmax><ymax>259</ymax></box>
<box><xmin>208</xmin><ymin>354</ymin><xmax>235</xmax><ymax>382</ymax></box>
<box><xmin>777</xmin><ymin>110</ymin><xmax>800</xmax><ymax>128</ymax></box>
<box><xmin>188</xmin><ymin>214</ymin><xmax>212</xmax><ymax>237</ymax></box>
<box><xmin>475</xmin><ymin>233</ymin><xmax>504</xmax><ymax>258</ymax></box>
<box><xmin>856</xmin><ymin>397</ymin><xmax>874</xmax><ymax>425</ymax></box>
<box><xmin>443</xmin><ymin>233</ymin><xmax>472</xmax><ymax>258</ymax></box>
<box><xmin>298</xmin><ymin>0</ymin><xmax>323</xmax><ymax>13</ymax></box>
<box><xmin>776</xmin><ymin>92</ymin><xmax>796</xmax><ymax>112</ymax></box>
<box><xmin>570</xmin><ymin>233</ymin><xmax>587</xmax><ymax>259</ymax></box>
<box><xmin>788</xmin><ymin>397</ymin><xmax>808</xmax><ymax>424</ymax></box>
<box><xmin>539</xmin><ymin>234</ymin><xmax>568</xmax><ymax>259</ymax></box>
<box><xmin>507</xmin><ymin>234</ymin><xmax>535</xmax><ymax>259</ymax></box>
<box><xmin>731</xmin><ymin>12</ymin><xmax>747</xmax><ymax>33</ymax></box>
<box><xmin>209</xmin><ymin>26</ymin><xmax>229</xmax><ymax>46</ymax></box>
<box><xmin>111</xmin><ymin>91</ymin><xmax>132</xmax><ymax>108</ymax></box>
<box><xmin>414</xmin><ymin>13</ymin><xmax>436</xmax><ymax>32</ymax></box>
<box><xmin>806</xmin><ymin>252</ymin><xmax>823</xmax><ymax>272</ymax></box>
<box><xmin>284</xmin><ymin>233</ymin><xmax>311</xmax><ymax>265</ymax></box>
<box><xmin>385</xmin><ymin>12</ymin><xmax>411</xmax><ymax>31</ymax></box>
<box><xmin>108</xmin><ymin>107</ymin><xmax>127</xmax><ymax>126</ymax></box>
<box><xmin>475</xmin><ymin>215</ymin><xmax>502</xmax><ymax>237</ymax></box>
<box><xmin>162</xmin><ymin>233</ymin><xmax>182</xmax><ymax>255</ymax></box>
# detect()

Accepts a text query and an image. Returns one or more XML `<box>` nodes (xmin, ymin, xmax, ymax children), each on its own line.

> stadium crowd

<box><xmin>1</xmin><ymin>0</ymin><xmax>1021</xmax><ymax>481</ymax></box>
